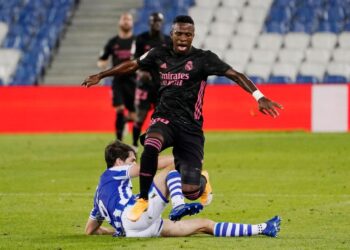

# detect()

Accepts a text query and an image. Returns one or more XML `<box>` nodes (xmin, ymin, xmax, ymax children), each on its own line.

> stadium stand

<box><xmin>0</xmin><ymin>0</ymin><xmax>77</xmax><ymax>85</ymax></box>
<box><xmin>1</xmin><ymin>0</ymin><xmax>350</xmax><ymax>85</ymax></box>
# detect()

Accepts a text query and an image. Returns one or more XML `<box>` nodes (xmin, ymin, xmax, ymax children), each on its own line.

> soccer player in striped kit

<box><xmin>85</xmin><ymin>140</ymin><xmax>281</xmax><ymax>237</ymax></box>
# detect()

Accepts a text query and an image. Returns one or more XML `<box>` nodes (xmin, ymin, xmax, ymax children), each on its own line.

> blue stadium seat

<box><xmin>296</xmin><ymin>75</ymin><xmax>319</xmax><ymax>84</ymax></box>
<box><xmin>290</xmin><ymin>20</ymin><xmax>316</xmax><ymax>33</ymax></box>
<box><xmin>249</xmin><ymin>76</ymin><xmax>265</xmax><ymax>84</ymax></box>
<box><xmin>323</xmin><ymin>75</ymin><xmax>348</xmax><ymax>83</ymax></box>
<box><xmin>268</xmin><ymin>75</ymin><xmax>292</xmax><ymax>84</ymax></box>
<box><xmin>322</xmin><ymin>6</ymin><xmax>346</xmax><ymax>22</ymax></box>
<box><xmin>265</xmin><ymin>21</ymin><xmax>287</xmax><ymax>34</ymax></box>
<box><xmin>213</xmin><ymin>76</ymin><xmax>233</xmax><ymax>85</ymax></box>
<box><xmin>317</xmin><ymin>20</ymin><xmax>343</xmax><ymax>33</ymax></box>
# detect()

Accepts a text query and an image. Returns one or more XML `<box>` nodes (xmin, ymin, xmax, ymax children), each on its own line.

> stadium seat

<box><xmin>213</xmin><ymin>76</ymin><xmax>233</xmax><ymax>84</ymax></box>
<box><xmin>317</xmin><ymin>20</ymin><xmax>343</xmax><ymax>33</ymax></box>
<box><xmin>271</xmin><ymin>63</ymin><xmax>298</xmax><ymax>81</ymax></box>
<box><xmin>209</xmin><ymin>22</ymin><xmax>235</xmax><ymax>37</ymax></box>
<box><xmin>214</xmin><ymin>8</ymin><xmax>240</xmax><ymax>24</ymax></box>
<box><xmin>323</xmin><ymin>75</ymin><xmax>348</xmax><ymax>83</ymax></box>
<box><xmin>311</xmin><ymin>32</ymin><xmax>337</xmax><ymax>49</ymax></box>
<box><xmin>296</xmin><ymin>75</ymin><xmax>319</xmax><ymax>84</ymax></box>
<box><xmin>256</xmin><ymin>34</ymin><xmax>283</xmax><ymax>50</ymax></box>
<box><xmin>277</xmin><ymin>49</ymin><xmax>304</xmax><ymax>65</ymax></box>
<box><xmin>298</xmin><ymin>62</ymin><xmax>326</xmax><ymax>81</ymax></box>
<box><xmin>268</xmin><ymin>75</ymin><xmax>292</xmax><ymax>83</ymax></box>
<box><xmin>305</xmin><ymin>48</ymin><xmax>331</xmax><ymax>64</ymax></box>
<box><xmin>221</xmin><ymin>0</ymin><xmax>247</xmax><ymax>10</ymax></box>
<box><xmin>266</xmin><ymin>6</ymin><xmax>292</xmax><ymax>23</ymax></box>
<box><xmin>195</xmin><ymin>0</ymin><xmax>220</xmax><ymax>8</ymax></box>
<box><xmin>247</xmin><ymin>0</ymin><xmax>273</xmax><ymax>9</ymax></box>
<box><xmin>203</xmin><ymin>35</ymin><xmax>229</xmax><ymax>52</ymax></box>
<box><xmin>0</xmin><ymin>49</ymin><xmax>22</xmax><ymax>85</ymax></box>
<box><xmin>332</xmin><ymin>49</ymin><xmax>350</xmax><ymax>63</ymax></box>
<box><xmin>236</xmin><ymin>22</ymin><xmax>261</xmax><ymax>37</ymax></box>
<box><xmin>188</xmin><ymin>7</ymin><xmax>214</xmax><ymax>24</ymax></box>
<box><xmin>230</xmin><ymin>35</ymin><xmax>256</xmax><ymax>50</ymax></box>
<box><xmin>224</xmin><ymin>49</ymin><xmax>251</xmax><ymax>67</ymax></box>
<box><xmin>283</xmin><ymin>33</ymin><xmax>310</xmax><ymax>50</ymax></box>
<box><xmin>326</xmin><ymin>62</ymin><xmax>350</xmax><ymax>79</ymax></box>
<box><xmin>241</xmin><ymin>7</ymin><xmax>268</xmax><ymax>24</ymax></box>
<box><xmin>0</xmin><ymin>22</ymin><xmax>8</xmax><ymax>46</ymax></box>
<box><xmin>245</xmin><ymin>63</ymin><xmax>271</xmax><ymax>80</ymax></box>
<box><xmin>264</xmin><ymin>21</ymin><xmax>287</xmax><ymax>34</ymax></box>
<box><xmin>338</xmin><ymin>32</ymin><xmax>350</xmax><ymax>49</ymax></box>
<box><xmin>248</xmin><ymin>75</ymin><xmax>265</xmax><ymax>84</ymax></box>
<box><xmin>290</xmin><ymin>20</ymin><xmax>316</xmax><ymax>33</ymax></box>
<box><xmin>322</xmin><ymin>5</ymin><xmax>346</xmax><ymax>23</ymax></box>
<box><xmin>250</xmin><ymin>49</ymin><xmax>278</xmax><ymax>64</ymax></box>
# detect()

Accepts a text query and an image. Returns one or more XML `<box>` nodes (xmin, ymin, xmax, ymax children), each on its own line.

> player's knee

<box><xmin>182</xmin><ymin>184</ymin><xmax>201</xmax><ymax>200</ymax></box>
<box><xmin>142</xmin><ymin>136</ymin><xmax>163</xmax><ymax>157</ymax></box>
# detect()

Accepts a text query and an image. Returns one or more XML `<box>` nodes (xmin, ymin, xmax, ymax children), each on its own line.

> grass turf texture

<box><xmin>0</xmin><ymin>132</ymin><xmax>349</xmax><ymax>250</ymax></box>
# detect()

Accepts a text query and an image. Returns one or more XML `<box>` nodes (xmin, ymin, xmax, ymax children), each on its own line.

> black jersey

<box><xmin>100</xmin><ymin>35</ymin><xmax>135</xmax><ymax>66</ymax></box>
<box><xmin>137</xmin><ymin>46</ymin><xmax>232</xmax><ymax>131</ymax></box>
<box><xmin>134</xmin><ymin>32</ymin><xmax>171</xmax><ymax>58</ymax></box>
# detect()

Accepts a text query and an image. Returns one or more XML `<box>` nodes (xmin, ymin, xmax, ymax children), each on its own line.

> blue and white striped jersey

<box><xmin>89</xmin><ymin>164</ymin><xmax>136</xmax><ymax>236</ymax></box>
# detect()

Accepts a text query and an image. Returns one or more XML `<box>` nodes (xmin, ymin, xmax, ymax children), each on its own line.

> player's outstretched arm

<box><xmin>129</xmin><ymin>155</ymin><xmax>174</xmax><ymax>177</ymax></box>
<box><xmin>224</xmin><ymin>68</ymin><xmax>283</xmax><ymax>118</ymax></box>
<box><xmin>81</xmin><ymin>60</ymin><xmax>139</xmax><ymax>87</ymax></box>
<box><xmin>85</xmin><ymin>218</ymin><xmax>115</xmax><ymax>235</ymax></box>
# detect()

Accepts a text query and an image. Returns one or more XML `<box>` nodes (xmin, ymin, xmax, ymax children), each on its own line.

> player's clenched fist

<box><xmin>82</xmin><ymin>74</ymin><xmax>101</xmax><ymax>87</ymax></box>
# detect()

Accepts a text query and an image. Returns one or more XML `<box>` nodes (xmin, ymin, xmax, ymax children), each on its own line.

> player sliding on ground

<box><xmin>85</xmin><ymin>140</ymin><xmax>281</xmax><ymax>238</ymax></box>
<box><xmin>82</xmin><ymin>15</ymin><xmax>283</xmax><ymax>222</ymax></box>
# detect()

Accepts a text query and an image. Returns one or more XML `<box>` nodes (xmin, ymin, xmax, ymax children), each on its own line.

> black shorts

<box><xmin>142</xmin><ymin>118</ymin><xmax>204</xmax><ymax>185</ymax></box>
<box><xmin>112</xmin><ymin>76</ymin><xmax>136</xmax><ymax>112</ymax></box>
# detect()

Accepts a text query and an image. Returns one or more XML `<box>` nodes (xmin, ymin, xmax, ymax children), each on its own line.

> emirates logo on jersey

<box><xmin>185</xmin><ymin>61</ymin><xmax>193</xmax><ymax>71</ymax></box>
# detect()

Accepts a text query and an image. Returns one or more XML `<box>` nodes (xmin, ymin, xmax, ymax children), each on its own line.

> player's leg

<box><xmin>112</xmin><ymin>80</ymin><xmax>126</xmax><ymax>140</ymax></box>
<box><xmin>153</xmin><ymin>167</ymin><xmax>203</xmax><ymax>221</ymax></box>
<box><xmin>127</xmin><ymin>121</ymin><xmax>174</xmax><ymax>221</ymax></box>
<box><xmin>173</xmin><ymin>131</ymin><xmax>210</xmax><ymax>203</ymax></box>
<box><xmin>122</xmin><ymin>77</ymin><xmax>137</xmax><ymax>142</ymax></box>
<box><xmin>132</xmin><ymin>86</ymin><xmax>148</xmax><ymax>147</ymax></box>
<box><xmin>160</xmin><ymin>216</ymin><xmax>281</xmax><ymax>237</ymax></box>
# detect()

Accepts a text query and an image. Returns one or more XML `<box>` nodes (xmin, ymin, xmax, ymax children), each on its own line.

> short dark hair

<box><xmin>104</xmin><ymin>140</ymin><xmax>136</xmax><ymax>168</ymax></box>
<box><xmin>150</xmin><ymin>12</ymin><xmax>164</xmax><ymax>21</ymax></box>
<box><xmin>173</xmin><ymin>15</ymin><xmax>194</xmax><ymax>25</ymax></box>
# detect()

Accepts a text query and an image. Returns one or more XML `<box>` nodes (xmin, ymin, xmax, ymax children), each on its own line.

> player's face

<box><xmin>119</xmin><ymin>14</ymin><xmax>133</xmax><ymax>32</ymax></box>
<box><xmin>124</xmin><ymin>151</ymin><xmax>137</xmax><ymax>166</ymax></box>
<box><xmin>171</xmin><ymin>23</ymin><xmax>194</xmax><ymax>54</ymax></box>
<box><xmin>150</xmin><ymin>17</ymin><xmax>163</xmax><ymax>32</ymax></box>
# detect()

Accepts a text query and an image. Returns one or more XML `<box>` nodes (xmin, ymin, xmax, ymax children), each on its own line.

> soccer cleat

<box><xmin>127</xmin><ymin>198</ymin><xmax>148</xmax><ymax>222</ymax></box>
<box><xmin>200</xmin><ymin>170</ymin><xmax>213</xmax><ymax>206</ymax></box>
<box><xmin>169</xmin><ymin>202</ymin><xmax>203</xmax><ymax>221</ymax></box>
<box><xmin>262</xmin><ymin>216</ymin><xmax>281</xmax><ymax>237</ymax></box>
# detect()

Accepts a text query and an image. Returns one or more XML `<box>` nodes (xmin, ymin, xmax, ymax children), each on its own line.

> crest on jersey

<box><xmin>185</xmin><ymin>60</ymin><xmax>193</xmax><ymax>71</ymax></box>
<box><xmin>160</xmin><ymin>63</ymin><xmax>167</xmax><ymax>69</ymax></box>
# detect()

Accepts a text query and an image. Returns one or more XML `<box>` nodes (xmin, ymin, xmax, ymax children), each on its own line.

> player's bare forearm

<box><xmin>224</xmin><ymin>68</ymin><xmax>283</xmax><ymax>118</ymax></box>
<box><xmin>224</xmin><ymin>68</ymin><xmax>257</xmax><ymax>94</ymax></box>
<box><xmin>85</xmin><ymin>218</ymin><xmax>115</xmax><ymax>235</ymax></box>
<box><xmin>82</xmin><ymin>60</ymin><xmax>139</xmax><ymax>87</ymax></box>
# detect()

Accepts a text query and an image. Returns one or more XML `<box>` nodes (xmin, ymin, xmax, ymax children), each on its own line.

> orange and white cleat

<box><xmin>200</xmin><ymin>170</ymin><xmax>213</xmax><ymax>206</ymax></box>
<box><xmin>127</xmin><ymin>198</ymin><xmax>148</xmax><ymax>222</ymax></box>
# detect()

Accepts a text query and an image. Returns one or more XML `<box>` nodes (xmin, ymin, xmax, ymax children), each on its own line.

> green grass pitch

<box><xmin>0</xmin><ymin>132</ymin><xmax>349</xmax><ymax>249</ymax></box>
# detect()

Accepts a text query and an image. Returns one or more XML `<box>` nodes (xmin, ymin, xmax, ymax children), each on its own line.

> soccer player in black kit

<box><xmin>98</xmin><ymin>12</ymin><xmax>136</xmax><ymax>141</ymax></box>
<box><xmin>132</xmin><ymin>12</ymin><xmax>172</xmax><ymax>149</ymax></box>
<box><xmin>83</xmin><ymin>15</ymin><xmax>283</xmax><ymax>222</ymax></box>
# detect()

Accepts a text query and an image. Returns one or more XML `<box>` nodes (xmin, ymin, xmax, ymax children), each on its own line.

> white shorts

<box><xmin>122</xmin><ymin>184</ymin><xmax>168</xmax><ymax>237</ymax></box>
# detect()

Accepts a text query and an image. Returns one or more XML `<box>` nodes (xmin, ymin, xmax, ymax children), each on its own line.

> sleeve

<box><xmin>99</xmin><ymin>39</ymin><xmax>112</xmax><ymax>60</ymax></box>
<box><xmin>89</xmin><ymin>192</ymin><xmax>104</xmax><ymax>221</ymax></box>
<box><xmin>108</xmin><ymin>164</ymin><xmax>133</xmax><ymax>180</ymax></box>
<box><xmin>203</xmin><ymin>51</ymin><xmax>232</xmax><ymax>76</ymax></box>
<box><xmin>136</xmin><ymin>48</ymin><xmax>158</xmax><ymax>70</ymax></box>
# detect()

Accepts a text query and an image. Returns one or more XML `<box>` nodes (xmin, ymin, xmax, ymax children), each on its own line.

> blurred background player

<box><xmin>132</xmin><ymin>12</ymin><xmax>172</xmax><ymax>149</ymax></box>
<box><xmin>98</xmin><ymin>12</ymin><xmax>136</xmax><ymax>141</ymax></box>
